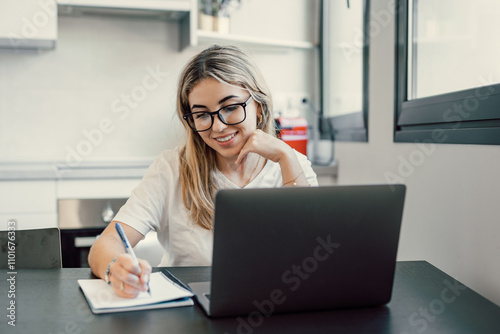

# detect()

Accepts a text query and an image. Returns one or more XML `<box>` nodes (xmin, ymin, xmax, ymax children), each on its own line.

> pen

<box><xmin>115</xmin><ymin>222</ymin><xmax>151</xmax><ymax>296</ymax></box>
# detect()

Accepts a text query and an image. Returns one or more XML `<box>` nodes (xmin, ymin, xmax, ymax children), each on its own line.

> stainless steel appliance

<box><xmin>58</xmin><ymin>198</ymin><xmax>126</xmax><ymax>267</ymax></box>
<box><xmin>58</xmin><ymin>198</ymin><xmax>165</xmax><ymax>268</ymax></box>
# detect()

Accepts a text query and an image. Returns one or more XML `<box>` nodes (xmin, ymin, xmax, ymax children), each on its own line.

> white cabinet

<box><xmin>0</xmin><ymin>181</ymin><xmax>57</xmax><ymax>230</ymax></box>
<box><xmin>58</xmin><ymin>0</ymin><xmax>193</xmax><ymax>51</ymax></box>
<box><xmin>0</xmin><ymin>0</ymin><xmax>57</xmax><ymax>50</ymax></box>
<box><xmin>56</xmin><ymin>179</ymin><xmax>141</xmax><ymax>199</ymax></box>
<box><xmin>0</xmin><ymin>213</ymin><xmax>58</xmax><ymax>231</ymax></box>
<box><xmin>0</xmin><ymin>181</ymin><xmax>56</xmax><ymax>213</ymax></box>
<box><xmin>0</xmin><ymin>179</ymin><xmax>142</xmax><ymax>230</ymax></box>
<box><xmin>57</xmin><ymin>0</ymin><xmax>191</xmax><ymax>13</ymax></box>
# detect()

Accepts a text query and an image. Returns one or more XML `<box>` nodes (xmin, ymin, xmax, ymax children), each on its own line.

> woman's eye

<box><xmin>223</xmin><ymin>105</ymin><xmax>239</xmax><ymax>112</ymax></box>
<box><xmin>195</xmin><ymin>113</ymin><xmax>210</xmax><ymax>120</ymax></box>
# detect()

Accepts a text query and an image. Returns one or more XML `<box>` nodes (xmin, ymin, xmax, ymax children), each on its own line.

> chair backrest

<box><xmin>0</xmin><ymin>227</ymin><xmax>62</xmax><ymax>269</ymax></box>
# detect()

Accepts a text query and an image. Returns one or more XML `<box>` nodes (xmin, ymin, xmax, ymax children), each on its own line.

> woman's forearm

<box><xmin>88</xmin><ymin>221</ymin><xmax>145</xmax><ymax>279</ymax></box>
<box><xmin>278</xmin><ymin>148</ymin><xmax>308</xmax><ymax>187</ymax></box>
<box><xmin>88</xmin><ymin>232</ymin><xmax>125</xmax><ymax>279</ymax></box>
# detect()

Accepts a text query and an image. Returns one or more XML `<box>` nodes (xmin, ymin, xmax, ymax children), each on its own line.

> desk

<box><xmin>1</xmin><ymin>261</ymin><xmax>499</xmax><ymax>334</ymax></box>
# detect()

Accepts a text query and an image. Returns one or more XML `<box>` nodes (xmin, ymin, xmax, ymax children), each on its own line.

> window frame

<box><xmin>320</xmin><ymin>0</ymin><xmax>370</xmax><ymax>142</ymax></box>
<box><xmin>395</xmin><ymin>0</ymin><xmax>500</xmax><ymax>145</ymax></box>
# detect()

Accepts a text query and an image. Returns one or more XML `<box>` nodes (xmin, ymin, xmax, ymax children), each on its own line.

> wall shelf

<box><xmin>194</xmin><ymin>29</ymin><xmax>317</xmax><ymax>50</ymax></box>
<box><xmin>179</xmin><ymin>0</ymin><xmax>318</xmax><ymax>51</ymax></box>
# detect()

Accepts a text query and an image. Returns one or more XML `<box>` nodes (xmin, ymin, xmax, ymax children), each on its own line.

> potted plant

<box><xmin>199</xmin><ymin>0</ymin><xmax>241</xmax><ymax>34</ymax></box>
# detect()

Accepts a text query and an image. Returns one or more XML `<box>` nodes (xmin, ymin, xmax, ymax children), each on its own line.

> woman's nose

<box><xmin>211</xmin><ymin>114</ymin><xmax>228</xmax><ymax>132</ymax></box>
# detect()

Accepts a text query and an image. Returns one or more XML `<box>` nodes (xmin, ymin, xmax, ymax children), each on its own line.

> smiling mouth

<box><xmin>215</xmin><ymin>133</ymin><xmax>236</xmax><ymax>143</ymax></box>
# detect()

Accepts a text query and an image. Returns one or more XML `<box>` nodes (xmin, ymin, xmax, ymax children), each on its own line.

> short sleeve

<box><xmin>295</xmin><ymin>150</ymin><xmax>319</xmax><ymax>186</ymax></box>
<box><xmin>113</xmin><ymin>151</ymin><xmax>175</xmax><ymax>236</ymax></box>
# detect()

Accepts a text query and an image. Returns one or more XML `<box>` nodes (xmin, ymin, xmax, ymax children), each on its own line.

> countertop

<box><xmin>0</xmin><ymin>160</ymin><xmax>337</xmax><ymax>181</ymax></box>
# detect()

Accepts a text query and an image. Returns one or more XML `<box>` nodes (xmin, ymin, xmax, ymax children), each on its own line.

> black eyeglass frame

<box><xmin>182</xmin><ymin>95</ymin><xmax>254</xmax><ymax>132</ymax></box>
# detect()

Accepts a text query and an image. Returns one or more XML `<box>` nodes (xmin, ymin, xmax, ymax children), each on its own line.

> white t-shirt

<box><xmin>113</xmin><ymin>147</ymin><xmax>318</xmax><ymax>267</ymax></box>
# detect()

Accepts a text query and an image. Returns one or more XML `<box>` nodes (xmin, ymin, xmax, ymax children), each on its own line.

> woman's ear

<box><xmin>256</xmin><ymin>105</ymin><xmax>264</xmax><ymax>128</ymax></box>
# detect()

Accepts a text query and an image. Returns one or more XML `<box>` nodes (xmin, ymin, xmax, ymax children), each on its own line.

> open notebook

<box><xmin>78</xmin><ymin>271</ymin><xmax>193</xmax><ymax>314</ymax></box>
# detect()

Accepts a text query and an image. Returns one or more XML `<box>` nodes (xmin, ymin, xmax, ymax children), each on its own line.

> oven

<box><xmin>58</xmin><ymin>198</ymin><xmax>164</xmax><ymax>268</ymax></box>
<box><xmin>58</xmin><ymin>198</ymin><xmax>126</xmax><ymax>267</ymax></box>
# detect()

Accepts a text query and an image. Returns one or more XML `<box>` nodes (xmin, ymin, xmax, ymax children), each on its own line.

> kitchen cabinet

<box><xmin>56</xmin><ymin>179</ymin><xmax>141</xmax><ymax>199</ymax></box>
<box><xmin>57</xmin><ymin>0</ymin><xmax>191</xmax><ymax>17</ymax></box>
<box><xmin>58</xmin><ymin>0</ymin><xmax>193</xmax><ymax>51</ymax></box>
<box><xmin>57</xmin><ymin>0</ymin><xmax>191</xmax><ymax>11</ymax></box>
<box><xmin>0</xmin><ymin>178</ymin><xmax>141</xmax><ymax>230</ymax></box>
<box><xmin>0</xmin><ymin>181</ymin><xmax>57</xmax><ymax>230</ymax></box>
<box><xmin>0</xmin><ymin>0</ymin><xmax>57</xmax><ymax>50</ymax></box>
<box><xmin>0</xmin><ymin>181</ymin><xmax>57</xmax><ymax>214</ymax></box>
<box><xmin>0</xmin><ymin>213</ymin><xmax>57</xmax><ymax>230</ymax></box>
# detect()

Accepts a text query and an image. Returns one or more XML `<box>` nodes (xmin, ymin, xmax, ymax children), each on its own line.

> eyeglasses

<box><xmin>182</xmin><ymin>95</ymin><xmax>253</xmax><ymax>132</ymax></box>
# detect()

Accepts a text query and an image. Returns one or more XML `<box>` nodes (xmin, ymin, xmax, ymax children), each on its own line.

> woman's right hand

<box><xmin>108</xmin><ymin>253</ymin><xmax>152</xmax><ymax>298</ymax></box>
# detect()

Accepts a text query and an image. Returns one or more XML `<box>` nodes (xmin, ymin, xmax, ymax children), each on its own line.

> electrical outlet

<box><xmin>273</xmin><ymin>91</ymin><xmax>310</xmax><ymax>117</ymax></box>
<box><xmin>287</xmin><ymin>92</ymin><xmax>310</xmax><ymax>109</ymax></box>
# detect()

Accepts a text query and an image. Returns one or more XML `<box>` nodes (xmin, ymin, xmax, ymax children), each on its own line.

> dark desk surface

<box><xmin>1</xmin><ymin>261</ymin><xmax>499</xmax><ymax>334</ymax></box>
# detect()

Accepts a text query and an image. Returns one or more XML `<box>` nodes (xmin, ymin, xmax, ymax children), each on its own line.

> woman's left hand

<box><xmin>236</xmin><ymin>129</ymin><xmax>309</xmax><ymax>187</ymax></box>
<box><xmin>235</xmin><ymin>130</ymin><xmax>293</xmax><ymax>170</ymax></box>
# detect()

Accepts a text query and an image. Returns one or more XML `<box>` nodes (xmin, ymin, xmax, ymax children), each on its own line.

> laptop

<box><xmin>189</xmin><ymin>184</ymin><xmax>406</xmax><ymax>318</ymax></box>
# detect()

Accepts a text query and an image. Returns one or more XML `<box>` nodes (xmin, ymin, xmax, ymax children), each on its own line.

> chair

<box><xmin>0</xmin><ymin>227</ymin><xmax>62</xmax><ymax>269</ymax></box>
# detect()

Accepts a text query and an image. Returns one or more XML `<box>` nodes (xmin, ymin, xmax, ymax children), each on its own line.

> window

<box><xmin>321</xmin><ymin>0</ymin><xmax>369</xmax><ymax>142</ymax></box>
<box><xmin>395</xmin><ymin>0</ymin><xmax>500</xmax><ymax>145</ymax></box>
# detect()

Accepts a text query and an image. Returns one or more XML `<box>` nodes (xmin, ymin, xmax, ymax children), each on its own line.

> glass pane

<box><xmin>325</xmin><ymin>0</ymin><xmax>363</xmax><ymax>116</ymax></box>
<box><xmin>409</xmin><ymin>0</ymin><xmax>500</xmax><ymax>99</ymax></box>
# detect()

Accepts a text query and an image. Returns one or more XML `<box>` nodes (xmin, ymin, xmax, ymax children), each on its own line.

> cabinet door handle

<box><xmin>74</xmin><ymin>236</ymin><xmax>99</xmax><ymax>248</ymax></box>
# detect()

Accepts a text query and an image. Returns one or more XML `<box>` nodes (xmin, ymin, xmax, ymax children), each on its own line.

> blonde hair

<box><xmin>177</xmin><ymin>45</ymin><xmax>275</xmax><ymax>230</ymax></box>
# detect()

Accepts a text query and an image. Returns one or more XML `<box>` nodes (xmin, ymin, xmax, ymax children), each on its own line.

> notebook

<box><xmin>189</xmin><ymin>184</ymin><xmax>406</xmax><ymax>317</ymax></box>
<box><xmin>78</xmin><ymin>271</ymin><xmax>194</xmax><ymax>314</ymax></box>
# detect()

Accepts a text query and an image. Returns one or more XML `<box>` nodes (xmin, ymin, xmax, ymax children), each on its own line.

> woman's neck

<box><xmin>216</xmin><ymin>154</ymin><xmax>240</xmax><ymax>174</ymax></box>
<box><xmin>217</xmin><ymin>153</ymin><xmax>265</xmax><ymax>187</ymax></box>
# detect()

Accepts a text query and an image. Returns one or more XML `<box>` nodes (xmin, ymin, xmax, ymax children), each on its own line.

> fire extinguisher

<box><xmin>276</xmin><ymin>116</ymin><xmax>308</xmax><ymax>156</ymax></box>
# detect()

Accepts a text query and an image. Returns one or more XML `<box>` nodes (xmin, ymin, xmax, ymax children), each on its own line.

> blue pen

<box><xmin>115</xmin><ymin>222</ymin><xmax>151</xmax><ymax>295</ymax></box>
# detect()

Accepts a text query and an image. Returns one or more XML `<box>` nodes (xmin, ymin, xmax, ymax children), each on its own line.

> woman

<box><xmin>88</xmin><ymin>45</ymin><xmax>318</xmax><ymax>298</ymax></box>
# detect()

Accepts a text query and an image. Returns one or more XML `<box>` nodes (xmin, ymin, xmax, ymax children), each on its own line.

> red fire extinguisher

<box><xmin>276</xmin><ymin>116</ymin><xmax>308</xmax><ymax>156</ymax></box>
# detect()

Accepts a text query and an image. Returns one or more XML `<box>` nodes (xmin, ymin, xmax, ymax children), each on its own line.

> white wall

<box><xmin>334</xmin><ymin>0</ymin><xmax>500</xmax><ymax>306</ymax></box>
